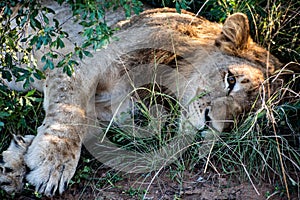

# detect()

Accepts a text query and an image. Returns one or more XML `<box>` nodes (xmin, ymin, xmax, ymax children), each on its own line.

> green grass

<box><xmin>211</xmin><ymin>101</ymin><xmax>300</xmax><ymax>196</ymax></box>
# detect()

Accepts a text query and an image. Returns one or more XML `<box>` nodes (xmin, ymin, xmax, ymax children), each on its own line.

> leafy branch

<box><xmin>0</xmin><ymin>0</ymin><xmax>143</xmax><ymax>87</ymax></box>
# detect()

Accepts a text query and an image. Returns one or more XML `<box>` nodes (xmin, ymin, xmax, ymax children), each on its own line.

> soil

<box><xmin>10</xmin><ymin>151</ymin><xmax>298</xmax><ymax>200</ymax></box>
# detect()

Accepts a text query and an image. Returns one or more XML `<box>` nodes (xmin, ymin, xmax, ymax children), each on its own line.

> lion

<box><xmin>0</xmin><ymin>1</ymin><xmax>282</xmax><ymax>197</ymax></box>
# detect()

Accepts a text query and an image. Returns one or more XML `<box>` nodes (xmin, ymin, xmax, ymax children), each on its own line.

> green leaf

<box><xmin>2</xmin><ymin>70</ymin><xmax>12</xmax><ymax>82</ymax></box>
<box><xmin>5</xmin><ymin>54</ymin><xmax>13</xmax><ymax>68</ymax></box>
<box><xmin>257</xmin><ymin>110</ymin><xmax>266</xmax><ymax>119</ymax></box>
<box><xmin>48</xmin><ymin>60</ymin><xmax>54</xmax><ymax>70</ymax></box>
<box><xmin>81</xmin><ymin>41</ymin><xmax>92</xmax><ymax>49</ymax></box>
<box><xmin>25</xmin><ymin>97</ymin><xmax>33</xmax><ymax>107</ymax></box>
<box><xmin>42</xmin><ymin>13</ymin><xmax>49</xmax><ymax>24</ymax></box>
<box><xmin>83</xmin><ymin>50</ymin><xmax>93</xmax><ymax>57</ymax></box>
<box><xmin>30</xmin><ymin>35</ymin><xmax>38</xmax><ymax>45</ymax></box>
<box><xmin>29</xmin><ymin>77</ymin><xmax>34</xmax><ymax>83</ymax></box>
<box><xmin>42</xmin><ymin>6</ymin><xmax>55</xmax><ymax>14</ymax></box>
<box><xmin>6</xmin><ymin>37</ymin><xmax>14</xmax><ymax>47</ymax></box>
<box><xmin>33</xmin><ymin>69</ymin><xmax>46</xmax><ymax>80</ymax></box>
<box><xmin>0</xmin><ymin>122</ymin><xmax>4</xmax><ymax>129</ymax></box>
<box><xmin>83</xmin><ymin>28</ymin><xmax>93</xmax><ymax>38</ymax></box>
<box><xmin>30</xmin><ymin>17</ymin><xmax>42</xmax><ymax>30</ymax></box>
<box><xmin>0</xmin><ymin>112</ymin><xmax>10</xmax><ymax>118</ymax></box>
<box><xmin>57</xmin><ymin>37</ymin><xmax>65</xmax><ymax>49</ymax></box>
<box><xmin>175</xmin><ymin>1</ymin><xmax>181</xmax><ymax>14</ymax></box>
<box><xmin>36</xmin><ymin>38</ymin><xmax>43</xmax><ymax>49</ymax></box>
<box><xmin>76</xmin><ymin>49</ymin><xmax>83</xmax><ymax>60</ymax></box>
<box><xmin>63</xmin><ymin>65</ymin><xmax>72</xmax><ymax>77</ymax></box>
<box><xmin>23</xmin><ymin>78</ymin><xmax>30</xmax><ymax>89</ymax></box>
<box><xmin>25</xmin><ymin>89</ymin><xmax>36</xmax><ymax>97</ymax></box>
<box><xmin>50</xmin><ymin>53</ymin><xmax>58</xmax><ymax>59</ymax></box>
<box><xmin>20</xmin><ymin>37</ymin><xmax>28</xmax><ymax>42</ymax></box>
<box><xmin>4</xmin><ymin>6</ymin><xmax>12</xmax><ymax>16</ymax></box>
<box><xmin>79</xmin><ymin>21</ymin><xmax>95</xmax><ymax>27</ymax></box>
<box><xmin>57</xmin><ymin>59</ymin><xmax>66</xmax><ymax>68</ymax></box>
<box><xmin>41</xmin><ymin>55</ymin><xmax>46</xmax><ymax>63</ymax></box>
<box><xmin>123</xmin><ymin>4</ymin><xmax>131</xmax><ymax>18</ymax></box>
<box><xmin>43</xmin><ymin>59</ymin><xmax>54</xmax><ymax>70</ymax></box>
<box><xmin>53</xmin><ymin>18</ymin><xmax>59</xmax><ymax>28</ymax></box>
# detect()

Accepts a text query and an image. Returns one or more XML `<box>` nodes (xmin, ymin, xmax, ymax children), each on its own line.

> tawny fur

<box><xmin>0</xmin><ymin>135</ymin><xmax>34</xmax><ymax>193</ymax></box>
<box><xmin>0</xmin><ymin>1</ymin><xmax>282</xmax><ymax>197</ymax></box>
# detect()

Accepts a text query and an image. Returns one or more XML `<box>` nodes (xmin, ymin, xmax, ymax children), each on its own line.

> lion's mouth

<box><xmin>195</xmin><ymin>107</ymin><xmax>212</xmax><ymax>136</ymax></box>
<box><xmin>204</xmin><ymin>108</ymin><xmax>211</xmax><ymax>127</ymax></box>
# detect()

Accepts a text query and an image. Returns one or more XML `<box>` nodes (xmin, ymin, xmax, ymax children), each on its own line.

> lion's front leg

<box><xmin>24</xmin><ymin>72</ymin><xmax>94</xmax><ymax>197</ymax></box>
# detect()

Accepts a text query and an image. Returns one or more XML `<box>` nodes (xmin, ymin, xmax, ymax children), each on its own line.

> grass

<box><xmin>98</xmin><ymin>1</ymin><xmax>300</xmax><ymax>198</ymax></box>
<box><xmin>211</xmin><ymin>102</ymin><xmax>300</xmax><ymax>195</ymax></box>
<box><xmin>0</xmin><ymin>0</ymin><xmax>299</xmax><ymax>199</ymax></box>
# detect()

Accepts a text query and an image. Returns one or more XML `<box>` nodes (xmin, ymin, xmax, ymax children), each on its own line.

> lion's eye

<box><xmin>225</xmin><ymin>71</ymin><xmax>236</xmax><ymax>95</ymax></box>
<box><xmin>227</xmin><ymin>76</ymin><xmax>236</xmax><ymax>85</ymax></box>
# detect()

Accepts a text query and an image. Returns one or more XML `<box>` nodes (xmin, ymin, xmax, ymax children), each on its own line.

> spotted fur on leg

<box><xmin>0</xmin><ymin>135</ymin><xmax>34</xmax><ymax>194</ymax></box>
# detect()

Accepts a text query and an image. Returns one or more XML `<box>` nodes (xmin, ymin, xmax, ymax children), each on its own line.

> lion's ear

<box><xmin>215</xmin><ymin>13</ymin><xmax>251</xmax><ymax>55</ymax></box>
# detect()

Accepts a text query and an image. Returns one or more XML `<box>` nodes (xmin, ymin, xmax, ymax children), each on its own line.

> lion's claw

<box><xmin>24</xmin><ymin>133</ymin><xmax>81</xmax><ymax>196</ymax></box>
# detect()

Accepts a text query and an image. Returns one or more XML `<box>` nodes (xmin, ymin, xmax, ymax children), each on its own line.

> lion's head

<box><xmin>184</xmin><ymin>12</ymin><xmax>281</xmax><ymax>132</ymax></box>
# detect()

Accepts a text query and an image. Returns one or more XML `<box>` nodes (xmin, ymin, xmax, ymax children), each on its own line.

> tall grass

<box><xmin>206</xmin><ymin>1</ymin><xmax>300</xmax><ymax>198</ymax></box>
<box><xmin>141</xmin><ymin>0</ymin><xmax>299</xmax><ymax>198</ymax></box>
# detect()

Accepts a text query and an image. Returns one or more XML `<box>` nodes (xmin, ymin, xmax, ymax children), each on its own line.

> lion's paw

<box><xmin>0</xmin><ymin>135</ymin><xmax>35</xmax><ymax>194</ymax></box>
<box><xmin>24</xmin><ymin>133</ymin><xmax>81</xmax><ymax>197</ymax></box>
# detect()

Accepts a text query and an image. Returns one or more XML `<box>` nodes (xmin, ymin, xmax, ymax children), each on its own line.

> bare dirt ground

<box><xmin>13</xmin><ymin>172</ymin><xmax>293</xmax><ymax>200</ymax></box>
<box><xmin>11</xmin><ymin>149</ymin><xmax>298</xmax><ymax>200</ymax></box>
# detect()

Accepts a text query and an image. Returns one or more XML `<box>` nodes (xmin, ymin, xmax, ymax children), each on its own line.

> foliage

<box><xmin>0</xmin><ymin>85</ymin><xmax>43</xmax><ymax>151</ymax></box>
<box><xmin>0</xmin><ymin>0</ymin><xmax>143</xmax><ymax>84</ymax></box>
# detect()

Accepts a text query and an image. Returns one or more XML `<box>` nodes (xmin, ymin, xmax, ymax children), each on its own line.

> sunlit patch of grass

<box><xmin>208</xmin><ymin>75</ymin><xmax>300</xmax><ymax>198</ymax></box>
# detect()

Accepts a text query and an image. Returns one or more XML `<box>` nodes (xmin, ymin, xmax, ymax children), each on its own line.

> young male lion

<box><xmin>0</xmin><ymin>2</ymin><xmax>282</xmax><ymax>197</ymax></box>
